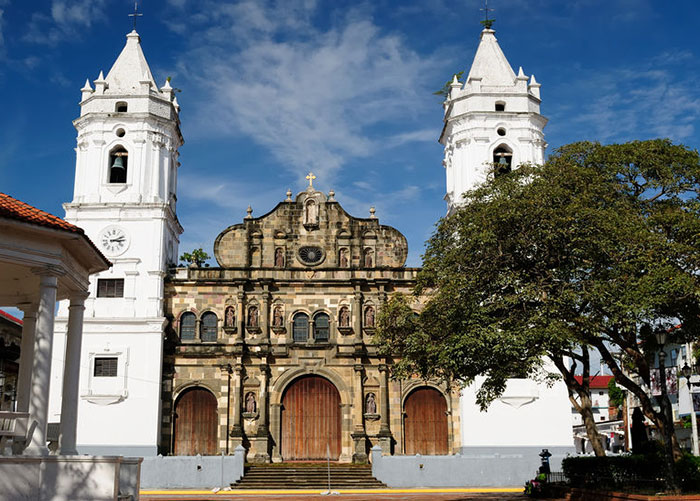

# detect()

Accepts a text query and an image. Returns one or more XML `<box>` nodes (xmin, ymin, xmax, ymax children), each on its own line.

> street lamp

<box><xmin>682</xmin><ymin>363</ymin><xmax>699</xmax><ymax>455</ymax></box>
<box><xmin>654</xmin><ymin>328</ymin><xmax>677</xmax><ymax>490</ymax></box>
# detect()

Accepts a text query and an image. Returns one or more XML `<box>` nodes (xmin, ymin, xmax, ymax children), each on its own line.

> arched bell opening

<box><xmin>108</xmin><ymin>146</ymin><xmax>128</xmax><ymax>184</ymax></box>
<box><xmin>493</xmin><ymin>144</ymin><xmax>513</xmax><ymax>176</ymax></box>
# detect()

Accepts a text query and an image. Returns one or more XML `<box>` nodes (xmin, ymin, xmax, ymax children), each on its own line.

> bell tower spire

<box><xmin>439</xmin><ymin>25</ymin><xmax>547</xmax><ymax>211</ymax></box>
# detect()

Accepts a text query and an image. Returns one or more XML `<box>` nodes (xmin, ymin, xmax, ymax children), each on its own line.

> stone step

<box><xmin>232</xmin><ymin>464</ymin><xmax>387</xmax><ymax>490</ymax></box>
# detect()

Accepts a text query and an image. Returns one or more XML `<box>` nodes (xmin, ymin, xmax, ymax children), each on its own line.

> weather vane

<box><xmin>480</xmin><ymin>0</ymin><xmax>495</xmax><ymax>29</ymax></box>
<box><xmin>128</xmin><ymin>1</ymin><xmax>143</xmax><ymax>31</ymax></box>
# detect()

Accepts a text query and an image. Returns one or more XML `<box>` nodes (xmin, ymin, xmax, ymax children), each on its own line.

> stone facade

<box><xmin>161</xmin><ymin>186</ymin><xmax>461</xmax><ymax>462</ymax></box>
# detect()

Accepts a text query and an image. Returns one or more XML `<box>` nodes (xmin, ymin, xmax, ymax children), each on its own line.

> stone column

<box><xmin>351</xmin><ymin>364</ymin><xmax>368</xmax><ymax>463</ymax></box>
<box><xmin>270</xmin><ymin>403</ymin><xmax>282</xmax><ymax>462</ymax></box>
<box><xmin>261</xmin><ymin>290</ymin><xmax>271</xmax><ymax>344</ymax></box>
<box><xmin>352</xmin><ymin>288</ymin><xmax>363</xmax><ymax>347</ymax></box>
<box><xmin>230</xmin><ymin>364</ymin><xmax>243</xmax><ymax>446</ymax></box>
<box><xmin>377</xmin><ymin>363</ymin><xmax>392</xmax><ymax>454</ymax></box>
<box><xmin>235</xmin><ymin>291</ymin><xmax>245</xmax><ymax>343</ymax></box>
<box><xmin>26</xmin><ymin>274</ymin><xmax>58</xmax><ymax>455</ymax></box>
<box><xmin>15</xmin><ymin>304</ymin><xmax>37</xmax><ymax>413</ymax></box>
<box><xmin>59</xmin><ymin>293</ymin><xmax>87</xmax><ymax>455</ymax></box>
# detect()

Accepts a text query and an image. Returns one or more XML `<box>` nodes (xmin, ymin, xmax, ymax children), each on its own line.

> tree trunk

<box><xmin>551</xmin><ymin>352</ymin><xmax>606</xmax><ymax>457</ymax></box>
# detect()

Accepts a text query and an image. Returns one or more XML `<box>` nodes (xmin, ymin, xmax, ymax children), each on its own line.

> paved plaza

<box><xmin>140</xmin><ymin>489</ymin><xmax>536</xmax><ymax>501</ymax></box>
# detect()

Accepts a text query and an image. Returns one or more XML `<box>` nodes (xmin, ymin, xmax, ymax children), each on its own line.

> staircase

<box><xmin>231</xmin><ymin>463</ymin><xmax>387</xmax><ymax>489</ymax></box>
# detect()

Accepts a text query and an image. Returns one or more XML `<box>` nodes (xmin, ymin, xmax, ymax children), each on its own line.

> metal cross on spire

<box><xmin>480</xmin><ymin>0</ymin><xmax>495</xmax><ymax>29</ymax></box>
<box><xmin>128</xmin><ymin>1</ymin><xmax>143</xmax><ymax>31</ymax></box>
<box><xmin>306</xmin><ymin>172</ymin><xmax>316</xmax><ymax>188</ymax></box>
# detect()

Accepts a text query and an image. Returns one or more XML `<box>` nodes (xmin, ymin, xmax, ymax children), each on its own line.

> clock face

<box><xmin>99</xmin><ymin>226</ymin><xmax>129</xmax><ymax>256</ymax></box>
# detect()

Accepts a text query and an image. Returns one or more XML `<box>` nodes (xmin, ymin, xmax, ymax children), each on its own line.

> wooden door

<box><xmin>404</xmin><ymin>387</ymin><xmax>448</xmax><ymax>455</ymax></box>
<box><xmin>281</xmin><ymin>376</ymin><xmax>341</xmax><ymax>460</ymax></box>
<box><xmin>174</xmin><ymin>387</ymin><xmax>218</xmax><ymax>455</ymax></box>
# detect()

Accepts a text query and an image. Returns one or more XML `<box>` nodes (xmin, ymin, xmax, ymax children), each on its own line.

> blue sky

<box><xmin>2</xmin><ymin>0</ymin><xmax>700</xmax><ymax>274</ymax></box>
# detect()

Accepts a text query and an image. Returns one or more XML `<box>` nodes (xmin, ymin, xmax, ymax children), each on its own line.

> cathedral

<box><xmin>47</xmin><ymin>24</ymin><xmax>573</xmax><ymax>465</ymax></box>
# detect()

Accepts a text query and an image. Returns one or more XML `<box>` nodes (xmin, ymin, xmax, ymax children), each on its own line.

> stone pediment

<box><xmin>213</xmin><ymin>188</ymin><xmax>408</xmax><ymax>269</ymax></box>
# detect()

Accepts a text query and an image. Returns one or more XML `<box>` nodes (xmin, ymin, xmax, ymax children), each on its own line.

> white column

<box><xmin>59</xmin><ymin>294</ymin><xmax>87</xmax><ymax>455</ymax></box>
<box><xmin>15</xmin><ymin>304</ymin><xmax>38</xmax><ymax>412</ymax></box>
<box><xmin>26</xmin><ymin>274</ymin><xmax>58</xmax><ymax>456</ymax></box>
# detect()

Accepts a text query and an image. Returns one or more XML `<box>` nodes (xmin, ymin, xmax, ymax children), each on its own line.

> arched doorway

<box><xmin>173</xmin><ymin>387</ymin><xmax>218</xmax><ymax>455</ymax></box>
<box><xmin>281</xmin><ymin>375</ymin><xmax>341</xmax><ymax>460</ymax></box>
<box><xmin>404</xmin><ymin>387</ymin><xmax>448</xmax><ymax>455</ymax></box>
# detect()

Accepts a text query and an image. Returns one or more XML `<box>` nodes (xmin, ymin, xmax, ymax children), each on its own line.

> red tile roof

<box><xmin>0</xmin><ymin>309</ymin><xmax>23</xmax><ymax>326</ymax></box>
<box><xmin>574</xmin><ymin>375</ymin><xmax>614</xmax><ymax>389</ymax></box>
<box><xmin>0</xmin><ymin>192</ymin><xmax>109</xmax><ymax>266</ymax></box>
<box><xmin>0</xmin><ymin>192</ymin><xmax>82</xmax><ymax>234</ymax></box>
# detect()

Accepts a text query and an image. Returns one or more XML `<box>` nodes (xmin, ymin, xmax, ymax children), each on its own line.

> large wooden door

<box><xmin>174</xmin><ymin>387</ymin><xmax>218</xmax><ymax>455</ymax></box>
<box><xmin>404</xmin><ymin>387</ymin><xmax>448</xmax><ymax>455</ymax></box>
<box><xmin>281</xmin><ymin>376</ymin><xmax>341</xmax><ymax>460</ymax></box>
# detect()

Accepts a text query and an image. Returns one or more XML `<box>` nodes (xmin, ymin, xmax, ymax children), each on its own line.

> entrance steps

<box><xmin>231</xmin><ymin>463</ymin><xmax>387</xmax><ymax>489</ymax></box>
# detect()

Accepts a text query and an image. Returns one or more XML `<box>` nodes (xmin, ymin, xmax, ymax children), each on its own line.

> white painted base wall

<box><xmin>49</xmin><ymin>317</ymin><xmax>165</xmax><ymax>456</ymax></box>
<box><xmin>460</xmin><ymin>371</ymin><xmax>573</xmax><ymax>448</ymax></box>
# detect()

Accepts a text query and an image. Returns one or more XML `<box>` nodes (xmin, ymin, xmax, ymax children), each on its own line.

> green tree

<box><xmin>608</xmin><ymin>379</ymin><xmax>625</xmax><ymax>409</ymax></box>
<box><xmin>179</xmin><ymin>248</ymin><xmax>211</xmax><ymax>267</ymax></box>
<box><xmin>377</xmin><ymin>140</ymin><xmax>700</xmax><ymax>486</ymax></box>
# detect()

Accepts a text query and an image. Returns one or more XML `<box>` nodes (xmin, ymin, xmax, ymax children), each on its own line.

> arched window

<box><xmin>293</xmin><ymin>313</ymin><xmax>309</xmax><ymax>343</ymax></box>
<box><xmin>115</xmin><ymin>101</ymin><xmax>128</xmax><ymax>113</ymax></box>
<box><xmin>493</xmin><ymin>145</ymin><xmax>513</xmax><ymax>175</ymax></box>
<box><xmin>314</xmin><ymin>313</ymin><xmax>330</xmax><ymax>342</ymax></box>
<box><xmin>200</xmin><ymin>312</ymin><xmax>218</xmax><ymax>342</ymax></box>
<box><xmin>180</xmin><ymin>312</ymin><xmax>196</xmax><ymax>341</ymax></box>
<box><xmin>109</xmin><ymin>146</ymin><xmax>128</xmax><ymax>184</ymax></box>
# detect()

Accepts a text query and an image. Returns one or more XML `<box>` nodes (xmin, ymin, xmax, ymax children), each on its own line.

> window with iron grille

<box><xmin>180</xmin><ymin>312</ymin><xmax>196</xmax><ymax>341</ymax></box>
<box><xmin>94</xmin><ymin>357</ymin><xmax>118</xmax><ymax>377</ymax></box>
<box><xmin>97</xmin><ymin>278</ymin><xmax>124</xmax><ymax>298</ymax></box>
<box><xmin>200</xmin><ymin>312</ymin><xmax>218</xmax><ymax>342</ymax></box>
<box><xmin>314</xmin><ymin>313</ymin><xmax>330</xmax><ymax>342</ymax></box>
<box><xmin>293</xmin><ymin>313</ymin><xmax>309</xmax><ymax>342</ymax></box>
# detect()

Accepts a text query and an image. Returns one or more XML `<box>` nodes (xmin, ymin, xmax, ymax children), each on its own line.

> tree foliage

<box><xmin>376</xmin><ymin>139</ymin><xmax>700</xmax><ymax>469</ymax></box>
<box><xmin>179</xmin><ymin>248</ymin><xmax>211</xmax><ymax>267</ymax></box>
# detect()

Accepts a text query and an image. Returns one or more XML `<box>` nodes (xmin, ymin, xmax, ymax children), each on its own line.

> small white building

<box><xmin>0</xmin><ymin>193</ymin><xmax>140</xmax><ymax>501</ymax></box>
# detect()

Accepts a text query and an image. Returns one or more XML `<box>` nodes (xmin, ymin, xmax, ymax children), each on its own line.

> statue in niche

<box><xmin>245</xmin><ymin>392</ymin><xmax>257</xmax><ymax>413</ymax></box>
<box><xmin>365</xmin><ymin>392</ymin><xmax>377</xmax><ymax>414</ymax></box>
<box><xmin>275</xmin><ymin>248</ymin><xmax>285</xmax><ymax>268</ymax></box>
<box><xmin>339</xmin><ymin>248</ymin><xmax>349</xmax><ymax>268</ymax></box>
<box><xmin>225</xmin><ymin>306</ymin><xmax>235</xmax><ymax>328</ymax></box>
<box><xmin>248</xmin><ymin>306</ymin><xmax>258</xmax><ymax>327</ymax></box>
<box><xmin>364</xmin><ymin>248</ymin><xmax>373</xmax><ymax>268</ymax></box>
<box><xmin>364</xmin><ymin>306</ymin><xmax>375</xmax><ymax>327</ymax></box>
<box><xmin>273</xmin><ymin>306</ymin><xmax>283</xmax><ymax>327</ymax></box>
<box><xmin>339</xmin><ymin>306</ymin><xmax>350</xmax><ymax>328</ymax></box>
<box><xmin>305</xmin><ymin>199</ymin><xmax>319</xmax><ymax>225</ymax></box>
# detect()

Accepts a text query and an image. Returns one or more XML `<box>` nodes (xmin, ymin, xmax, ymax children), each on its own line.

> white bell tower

<box><xmin>440</xmin><ymin>26</ymin><xmax>547</xmax><ymax>211</ymax></box>
<box><xmin>49</xmin><ymin>30</ymin><xmax>183</xmax><ymax>456</ymax></box>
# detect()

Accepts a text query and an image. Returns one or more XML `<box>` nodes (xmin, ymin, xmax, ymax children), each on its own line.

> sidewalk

<box><xmin>140</xmin><ymin>487</ymin><xmax>530</xmax><ymax>500</ymax></box>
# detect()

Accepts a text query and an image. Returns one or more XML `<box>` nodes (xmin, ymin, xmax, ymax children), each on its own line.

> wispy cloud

<box><xmin>166</xmin><ymin>0</ymin><xmax>438</xmax><ymax>180</ymax></box>
<box><xmin>24</xmin><ymin>0</ymin><xmax>107</xmax><ymax>45</ymax></box>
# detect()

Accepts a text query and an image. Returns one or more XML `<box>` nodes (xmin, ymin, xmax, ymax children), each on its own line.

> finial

<box><xmin>517</xmin><ymin>66</ymin><xmax>526</xmax><ymax>78</ymax></box>
<box><xmin>305</xmin><ymin>172</ymin><xmax>316</xmax><ymax>188</ymax></box>
<box><xmin>81</xmin><ymin>79</ymin><xmax>93</xmax><ymax>91</ymax></box>
<box><xmin>245</xmin><ymin>206</ymin><xmax>253</xmax><ymax>219</ymax></box>
<box><xmin>96</xmin><ymin>70</ymin><xmax>105</xmax><ymax>82</ymax></box>
<box><xmin>328</xmin><ymin>190</ymin><xmax>336</xmax><ymax>201</ymax></box>
<box><xmin>451</xmin><ymin>74</ymin><xmax>459</xmax><ymax>85</ymax></box>
<box><xmin>369</xmin><ymin>206</ymin><xmax>376</xmax><ymax>219</ymax></box>
<box><xmin>480</xmin><ymin>0</ymin><xmax>495</xmax><ymax>29</ymax></box>
<box><xmin>285</xmin><ymin>189</ymin><xmax>293</xmax><ymax>201</ymax></box>
<box><xmin>530</xmin><ymin>74</ymin><xmax>538</xmax><ymax>85</ymax></box>
<box><xmin>128</xmin><ymin>1</ymin><xmax>143</xmax><ymax>31</ymax></box>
